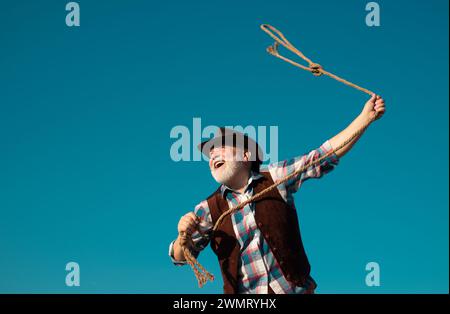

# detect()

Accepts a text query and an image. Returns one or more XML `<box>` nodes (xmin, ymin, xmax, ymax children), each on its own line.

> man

<box><xmin>169</xmin><ymin>94</ymin><xmax>386</xmax><ymax>294</ymax></box>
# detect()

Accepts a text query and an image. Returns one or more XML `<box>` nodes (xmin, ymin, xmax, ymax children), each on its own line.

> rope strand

<box><xmin>179</xmin><ymin>24</ymin><xmax>377</xmax><ymax>287</ymax></box>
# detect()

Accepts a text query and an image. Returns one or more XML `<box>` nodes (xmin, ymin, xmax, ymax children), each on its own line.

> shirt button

<box><xmin>258</xmin><ymin>222</ymin><xmax>263</xmax><ymax>228</ymax></box>
<box><xmin>272</xmin><ymin>247</ymin><xmax>278</xmax><ymax>252</ymax></box>
<box><xmin>264</xmin><ymin>234</ymin><xmax>270</xmax><ymax>240</ymax></box>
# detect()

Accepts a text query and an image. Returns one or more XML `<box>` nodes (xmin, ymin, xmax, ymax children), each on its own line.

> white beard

<box><xmin>211</xmin><ymin>161</ymin><xmax>247</xmax><ymax>187</ymax></box>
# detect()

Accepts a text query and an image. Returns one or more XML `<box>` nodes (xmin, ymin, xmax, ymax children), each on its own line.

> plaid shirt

<box><xmin>169</xmin><ymin>140</ymin><xmax>339</xmax><ymax>294</ymax></box>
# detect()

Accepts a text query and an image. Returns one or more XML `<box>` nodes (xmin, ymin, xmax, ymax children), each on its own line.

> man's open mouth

<box><xmin>213</xmin><ymin>160</ymin><xmax>225</xmax><ymax>169</ymax></box>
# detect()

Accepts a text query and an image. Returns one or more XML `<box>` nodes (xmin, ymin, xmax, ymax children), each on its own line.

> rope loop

<box><xmin>260</xmin><ymin>24</ymin><xmax>374</xmax><ymax>95</ymax></box>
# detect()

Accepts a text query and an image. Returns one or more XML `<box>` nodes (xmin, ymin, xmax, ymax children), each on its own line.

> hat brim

<box><xmin>198</xmin><ymin>134</ymin><xmax>263</xmax><ymax>163</ymax></box>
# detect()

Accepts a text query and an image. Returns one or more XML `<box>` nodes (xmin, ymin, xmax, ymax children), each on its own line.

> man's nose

<box><xmin>210</xmin><ymin>152</ymin><xmax>223</xmax><ymax>160</ymax></box>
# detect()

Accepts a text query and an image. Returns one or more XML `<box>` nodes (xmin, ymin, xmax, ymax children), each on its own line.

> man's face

<box><xmin>208</xmin><ymin>146</ymin><xmax>249</xmax><ymax>186</ymax></box>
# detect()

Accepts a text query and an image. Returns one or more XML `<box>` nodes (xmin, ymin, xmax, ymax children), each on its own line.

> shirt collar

<box><xmin>220</xmin><ymin>171</ymin><xmax>264</xmax><ymax>197</ymax></box>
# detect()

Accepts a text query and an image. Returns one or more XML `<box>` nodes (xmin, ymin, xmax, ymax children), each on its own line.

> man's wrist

<box><xmin>169</xmin><ymin>239</ymin><xmax>188</xmax><ymax>265</ymax></box>
<box><xmin>173</xmin><ymin>236</ymin><xmax>182</xmax><ymax>253</ymax></box>
<box><xmin>359</xmin><ymin>112</ymin><xmax>373</xmax><ymax>126</ymax></box>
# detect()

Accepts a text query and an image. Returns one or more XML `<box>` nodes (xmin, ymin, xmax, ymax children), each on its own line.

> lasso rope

<box><xmin>260</xmin><ymin>24</ymin><xmax>374</xmax><ymax>95</ymax></box>
<box><xmin>179</xmin><ymin>24</ymin><xmax>378</xmax><ymax>288</ymax></box>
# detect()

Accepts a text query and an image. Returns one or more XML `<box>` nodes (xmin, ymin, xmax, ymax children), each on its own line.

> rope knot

<box><xmin>309</xmin><ymin>63</ymin><xmax>323</xmax><ymax>76</ymax></box>
<box><xmin>266</xmin><ymin>42</ymin><xmax>279</xmax><ymax>57</ymax></box>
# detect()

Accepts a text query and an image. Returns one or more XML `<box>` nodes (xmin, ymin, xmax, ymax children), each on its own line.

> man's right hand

<box><xmin>173</xmin><ymin>212</ymin><xmax>200</xmax><ymax>262</ymax></box>
<box><xmin>177</xmin><ymin>212</ymin><xmax>199</xmax><ymax>235</ymax></box>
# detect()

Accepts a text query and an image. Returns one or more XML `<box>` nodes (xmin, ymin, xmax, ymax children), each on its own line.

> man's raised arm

<box><xmin>329</xmin><ymin>94</ymin><xmax>385</xmax><ymax>158</ymax></box>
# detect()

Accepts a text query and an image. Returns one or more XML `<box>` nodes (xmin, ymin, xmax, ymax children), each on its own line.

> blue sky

<box><xmin>0</xmin><ymin>0</ymin><xmax>448</xmax><ymax>293</ymax></box>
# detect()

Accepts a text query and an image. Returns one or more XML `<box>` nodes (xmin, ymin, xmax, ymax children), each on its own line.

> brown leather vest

<box><xmin>206</xmin><ymin>171</ymin><xmax>311</xmax><ymax>294</ymax></box>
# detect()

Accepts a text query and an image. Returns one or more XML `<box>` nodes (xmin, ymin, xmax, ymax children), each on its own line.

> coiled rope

<box><xmin>179</xmin><ymin>24</ymin><xmax>378</xmax><ymax>288</ymax></box>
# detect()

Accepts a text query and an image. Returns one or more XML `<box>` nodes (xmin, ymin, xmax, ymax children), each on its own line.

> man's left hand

<box><xmin>362</xmin><ymin>94</ymin><xmax>386</xmax><ymax>122</ymax></box>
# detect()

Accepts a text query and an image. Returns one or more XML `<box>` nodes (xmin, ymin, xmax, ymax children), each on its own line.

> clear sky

<box><xmin>0</xmin><ymin>0</ymin><xmax>448</xmax><ymax>293</ymax></box>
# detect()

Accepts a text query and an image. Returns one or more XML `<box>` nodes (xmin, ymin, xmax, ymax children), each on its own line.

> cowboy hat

<box><xmin>198</xmin><ymin>127</ymin><xmax>264</xmax><ymax>166</ymax></box>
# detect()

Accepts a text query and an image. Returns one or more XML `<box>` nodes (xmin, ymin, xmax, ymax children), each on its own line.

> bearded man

<box><xmin>169</xmin><ymin>94</ymin><xmax>385</xmax><ymax>294</ymax></box>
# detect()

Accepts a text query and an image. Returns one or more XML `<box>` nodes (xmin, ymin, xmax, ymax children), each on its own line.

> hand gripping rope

<box><xmin>179</xmin><ymin>24</ymin><xmax>379</xmax><ymax>288</ymax></box>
